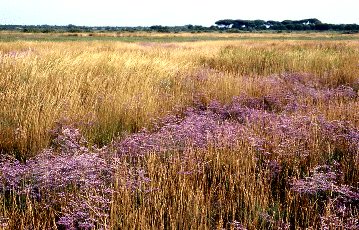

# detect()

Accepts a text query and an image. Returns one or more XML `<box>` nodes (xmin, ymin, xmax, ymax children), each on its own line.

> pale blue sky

<box><xmin>1</xmin><ymin>0</ymin><xmax>358</xmax><ymax>27</ymax></box>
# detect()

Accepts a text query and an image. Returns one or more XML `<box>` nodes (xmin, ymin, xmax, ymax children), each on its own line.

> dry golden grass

<box><xmin>1</xmin><ymin>34</ymin><xmax>359</xmax><ymax>229</ymax></box>
<box><xmin>1</xmin><ymin>38</ymin><xmax>359</xmax><ymax>160</ymax></box>
<box><xmin>0</xmin><ymin>41</ymin><xmax>197</xmax><ymax>158</ymax></box>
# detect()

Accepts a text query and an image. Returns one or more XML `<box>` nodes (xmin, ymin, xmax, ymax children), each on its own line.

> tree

<box><xmin>186</xmin><ymin>24</ymin><xmax>194</xmax><ymax>30</ymax></box>
<box><xmin>209</xmin><ymin>25</ymin><xmax>219</xmax><ymax>31</ymax></box>
<box><xmin>266</xmin><ymin>20</ymin><xmax>283</xmax><ymax>30</ymax></box>
<box><xmin>285</xmin><ymin>23</ymin><xmax>296</xmax><ymax>30</ymax></box>
<box><xmin>231</xmin><ymin>20</ymin><xmax>246</xmax><ymax>30</ymax></box>
<box><xmin>281</xmin><ymin>20</ymin><xmax>293</xmax><ymax>25</ymax></box>
<box><xmin>150</xmin><ymin>25</ymin><xmax>170</xmax><ymax>33</ymax></box>
<box><xmin>67</xmin><ymin>24</ymin><xmax>76</xmax><ymax>29</ymax></box>
<box><xmin>215</xmin><ymin>19</ymin><xmax>234</xmax><ymax>28</ymax></box>
<box><xmin>266</xmin><ymin>20</ymin><xmax>277</xmax><ymax>27</ymax></box>
<box><xmin>315</xmin><ymin>23</ymin><xmax>332</xmax><ymax>31</ymax></box>
<box><xmin>344</xmin><ymin>24</ymin><xmax>359</xmax><ymax>31</ymax></box>
<box><xmin>294</xmin><ymin>23</ymin><xmax>304</xmax><ymax>30</ymax></box>
<box><xmin>247</xmin><ymin>20</ymin><xmax>265</xmax><ymax>30</ymax></box>
<box><xmin>303</xmin><ymin>18</ymin><xmax>322</xmax><ymax>25</ymax></box>
<box><xmin>332</xmin><ymin>24</ymin><xmax>345</xmax><ymax>31</ymax></box>
<box><xmin>244</xmin><ymin>21</ymin><xmax>256</xmax><ymax>30</ymax></box>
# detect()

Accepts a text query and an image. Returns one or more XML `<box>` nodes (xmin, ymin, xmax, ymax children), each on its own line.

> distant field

<box><xmin>0</xmin><ymin>33</ymin><xmax>359</xmax><ymax>229</ymax></box>
<box><xmin>1</xmin><ymin>31</ymin><xmax>359</xmax><ymax>42</ymax></box>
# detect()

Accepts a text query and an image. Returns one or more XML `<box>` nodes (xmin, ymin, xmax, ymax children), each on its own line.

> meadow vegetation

<box><xmin>0</xmin><ymin>32</ymin><xmax>359</xmax><ymax>229</ymax></box>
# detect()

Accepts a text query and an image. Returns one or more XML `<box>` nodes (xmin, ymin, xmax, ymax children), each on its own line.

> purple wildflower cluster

<box><xmin>138</xmin><ymin>42</ymin><xmax>179</xmax><ymax>49</ymax></box>
<box><xmin>0</xmin><ymin>48</ymin><xmax>32</xmax><ymax>61</ymax></box>
<box><xmin>0</xmin><ymin>123</ymin><xmax>151</xmax><ymax>229</ymax></box>
<box><xmin>259</xmin><ymin>212</ymin><xmax>290</xmax><ymax>229</ymax></box>
<box><xmin>229</xmin><ymin>220</ymin><xmax>248</xmax><ymax>230</ymax></box>
<box><xmin>110</xmin><ymin>70</ymin><xmax>359</xmax><ymax>227</ymax></box>
<box><xmin>1</xmin><ymin>69</ymin><xmax>359</xmax><ymax>228</ymax></box>
<box><xmin>0</xmin><ymin>216</ymin><xmax>8</xmax><ymax>227</ymax></box>
<box><xmin>320</xmin><ymin>204</ymin><xmax>359</xmax><ymax>230</ymax></box>
<box><xmin>291</xmin><ymin>165</ymin><xmax>359</xmax><ymax>229</ymax></box>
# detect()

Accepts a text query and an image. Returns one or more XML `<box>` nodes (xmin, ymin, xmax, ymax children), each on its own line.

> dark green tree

<box><xmin>231</xmin><ymin>20</ymin><xmax>246</xmax><ymax>30</ymax></box>
<box><xmin>215</xmin><ymin>19</ymin><xmax>234</xmax><ymax>28</ymax></box>
<box><xmin>186</xmin><ymin>24</ymin><xmax>194</xmax><ymax>30</ymax></box>
<box><xmin>345</xmin><ymin>24</ymin><xmax>359</xmax><ymax>31</ymax></box>
<box><xmin>315</xmin><ymin>23</ymin><xmax>332</xmax><ymax>31</ymax></box>
<box><xmin>303</xmin><ymin>18</ymin><xmax>322</xmax><ymax>25</ymax></box>
<box><xmin>150</xmin><ymin>25</ymin><xmax>170</xmax><ymax>33</ymax></box>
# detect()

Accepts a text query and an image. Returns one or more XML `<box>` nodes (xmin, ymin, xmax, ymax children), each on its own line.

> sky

<box><xmin>1</xmin><ymin>0</ymin><xmax>359</xmax><ymax>27</ymax></box>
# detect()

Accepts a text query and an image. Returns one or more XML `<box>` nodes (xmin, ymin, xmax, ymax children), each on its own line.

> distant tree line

<box><xmin>0</xmin><ymin>24</ymin><xmax>218</xmax><ymax>33</ymax></box>
<box><xmin>215</xmin><ymin>18</ymin><xmax>359</xmax><ymax>32</ymax></box>
<box><xmin>0</xmin><ymin>19</ymin><xmax>358</xmax><ymax>33</ymax></box>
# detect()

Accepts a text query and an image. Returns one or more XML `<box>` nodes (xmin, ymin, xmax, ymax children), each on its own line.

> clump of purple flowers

<box><xmin>0</xmin><ymin>122</ymin><xmax>151</xmax><ymax>229</ymax></box>
<box><xmin>291</xmin><ymin>165</ymin><xmax>359</xmax><ymax>229</ymax></box>
<box><xmin>1</xmin><ymin>70</ymin><xmax>359</xmax><ymax>228</ymax></box>
<box><xmin>320</xmin><ymin>202</ymin><xmax>359</xmax><ymax>230</ymax></box>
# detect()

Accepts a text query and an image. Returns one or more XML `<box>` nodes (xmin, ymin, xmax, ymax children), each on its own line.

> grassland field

<box><xmin>0</xmin><ymin>31</ymin><xmax>359</xmax><ymax>229</ymax></box>
<box><xmin>1</xmin><ymin>31</ymin><xmax>359</xmax><ymax>43</ymax></box>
